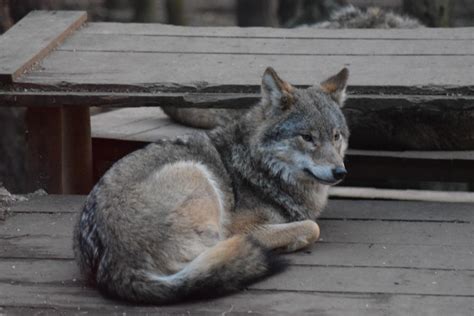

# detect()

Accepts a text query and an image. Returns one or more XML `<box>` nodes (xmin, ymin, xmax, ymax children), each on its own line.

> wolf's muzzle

<box><xmin>332</xmin><ymin>167</ymin><xmax>347</xmax><ymax>180</ymax></box>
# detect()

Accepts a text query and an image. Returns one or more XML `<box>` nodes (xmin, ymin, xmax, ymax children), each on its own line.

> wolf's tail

<box><xmin>161</xmin><ymin>106</ymin><xmax>245</xmax><ymax>130</ymax></box>
<box><xmin>97</xmin><ymin>235</ymin><xmax>286</xmax><ymax>304</ymax></box>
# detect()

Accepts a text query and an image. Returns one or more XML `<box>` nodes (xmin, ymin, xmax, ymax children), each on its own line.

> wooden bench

<box><xmin>1</xmin><ymin>10</ymin><xmax>473</xmax><ymax>195</ymax></box>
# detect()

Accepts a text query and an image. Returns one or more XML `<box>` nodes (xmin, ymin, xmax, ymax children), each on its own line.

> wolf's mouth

<box><xmin>303</xmin><ymin>168</ymin><xmax>340</xmax><ymax>185</ymax></box>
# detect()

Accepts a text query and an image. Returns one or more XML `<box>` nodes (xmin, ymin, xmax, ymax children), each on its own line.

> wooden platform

<box><xmin>1</xmin><ymin>195</ymin><xmax>472</xmax><ymax>315</ymax></box>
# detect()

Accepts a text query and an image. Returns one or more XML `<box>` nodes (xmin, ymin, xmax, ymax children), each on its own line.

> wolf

<box><xmin>74</xmin><ymin>67</ymin><xmax>350</xmax><ymax>304</ymax></box>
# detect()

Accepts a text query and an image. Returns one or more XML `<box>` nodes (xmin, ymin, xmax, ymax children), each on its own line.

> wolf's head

<box><xmin>248</xmin><ymin>67</ymin><xmax>350</xmax><ymax>186</ymax></box>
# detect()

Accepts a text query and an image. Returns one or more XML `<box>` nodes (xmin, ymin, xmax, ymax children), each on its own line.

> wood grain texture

<box><xmin>8</xmin><ymin>195</ymin><xmax>474</xmax><ymax>222</ymax></box>
<box><xmin>2</xmin><ymin>284</ymin><xmax>472</xmax><ymax>315</ymax></box>
<box><xmin>16</xmin><ymin>51</ymin><xmax>474</xmax><ymax>92</ymax></box>
<box><xmin>82</xmin><ymin>23</ymin><xmax>474</xmax><ymax>40</ymax></box>
<box><xmin>330</xmin><ymin>187</ymin><xmax>474</xmax><ymax>203</ymax></box>
<box><xmin>2</xmin><ymin>211</ymin><xmax>472</xmax><ymax>265</ymax></box>
<box><xmin>59</xmin><ymin>33</ymin><xmax>474</xmax><ymax>56</ymax></box>
<box><xmin>0</xmin><ymin>11</ymin><xmax>87</xmax><ymax>83</ymax></box>
<box><xmin>1</xmin><ymin>259</ymin><xmax>471</xmax><ymax>296</ymax></box>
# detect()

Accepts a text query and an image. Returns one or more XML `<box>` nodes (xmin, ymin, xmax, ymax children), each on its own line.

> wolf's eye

<box><xmin>301</xmin><ymin>134</ymin><xmax>313</xmax><ymax>143</ymax></box>
<box><xmin>334</xmin><ymin>132</ymin><xmax>341</xmax><ymax>141</ymax></box>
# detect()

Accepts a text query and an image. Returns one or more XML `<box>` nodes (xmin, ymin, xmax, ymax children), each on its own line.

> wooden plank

<box><xmin>330</xmin><ymin>187</ymin><xmax>474</xmax><ymax>203</ymax></box>
<box><xmin>0</xmin><ymin>91</ymin><xmax>260</xmax><ymax>107</ymax></box>
<box><xmin>2</xmin><ymin>284</ymin><xmax>472</xmax><ymax>316</ymax></box>
<box><xmin>0</xmin><ymin>11</ymin><xmax>87</xmax><ymax>83</ymax></box>
<box><xmin>325</xmin><ymin>199</ymin><xmax>474</xmax><ymax>222</ymax></box>
<box><xmin>91</xmin><ymin>107</ymin><xmax>196</xmax><ymax>140</ymax></box>
<box><xmin>318</xmin><ymin>221</ymin><xmax>472</xmax><ymax>246</ymax></box>
<box><xmin>4</xmin><ymin>213</ymin><xmax>471</xmax><ymax>246</ymax></box>
<box><xmin>8</xmin><ymin>195</ymin><xmax>84</xmax><ymax>214</ymax></box>
<box><xmin>3</xmin><ymin>233</ymin><xmax>472</xmax><ymax>271</ymax></box>
<box><xmin>59</xmin><ymin>33</ymin><xmax>474</xmax><ymax>56</ymax></box>
<box><xmin>82</xmin><ymin>22</ymin><xmax>474</xmax><ymax>40</ymax></box>
<box><xmin>2</xmin><ymin>213</ymin><xmax>472</xmax><ymax>264</ymax></box>
<box><xmin>1</xmin><ymin>91</ymin><xmax>472</xmax><ymax>108</ymax></box>
<box><xmin>16</xmin><ymin>51</ymin><xmax>474</xmax><ymax>93</ymax></box>
<box><xmin>1</xmin><ymin>259</ymin><xmax>471</xmax><ymax>296</ymax></box>
<box><xmin>348</xmin><ymin>150</ymin><xmax>474</xmax><ymax>160</ymax></box>
<box><xmin>291</xmin><ymin>243</ymin><xmax>474</xmax><ymax>270</ymax></box>
<box><xmin>9</xmin><ymin>195</ymin><xmax>474</xmax><ymax>223</ymax></box>
<box><xmin>251</xmin><ymin>266</ymin><xmax>474</xmax><ymax>296</ymax></box>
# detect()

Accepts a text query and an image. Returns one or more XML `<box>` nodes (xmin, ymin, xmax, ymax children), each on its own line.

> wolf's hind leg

<box><xmin>250</xmin><ymin>220</ymin><xmax>320</xmax><ymax>253</ymax></box>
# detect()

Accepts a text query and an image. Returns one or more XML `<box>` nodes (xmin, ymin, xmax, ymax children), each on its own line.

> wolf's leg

<box><xmin>250</xmin><ymin>220</ymin><xmax>320</xmax><ymax>253</ymax></box>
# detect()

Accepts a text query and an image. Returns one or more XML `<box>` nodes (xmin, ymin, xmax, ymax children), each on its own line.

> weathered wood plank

<box><xmin>348</xmin><ymin>150</ymin><xmax>474</xmax><ymax>160</ymax></box>
<box><xmin>82</xmin><ymin>22</ymin><xmax>474</xmax><ymax>40</ymax></box>
<box><xmin>59</xmin><ymin>33</ymin><xmax>474</xmax><ymax>56</ymax></box>
<box><xmin>291</xmin><ymin>243</ymin><xmax>474</xmax><ymax>270</ymax></box>
<box><xmin>3</xmin><ymin>232</ymin><xmax>472</xmax><ymax>271</ymax></box>
<box><xmin>9</xmin><ymin>195</ymin><xmax>474</xmax><ymax>222</ymax></box>
<box><xmin>318</xmin><ymin>221</ymin><xmax>472</xmax><ymax>246</ymax></box>
<box><xmin>2</xmin><ymin>213</ymin><xmax>472</xmax><ymax>264</ymax></box>
<box><xmin>4</xmin><ymin>91</ymin><xmax>472</xmax><ymax>107</ymax></box>
<box><xmin>1</xmin><ymin>259</ymin><xmax>472</xmax><ymax>296</ymax></box>
<box><xmin>251</xmin><ymin>265</ymin><xmax>474</xmax><ymax>296</ymax></box>
<box><xmin>2</xmin><ymin>284</ymin><xmax>472</xmax><ymax>316</ymax></box>
<box><xmin>326</xmin><ymin>199</ymin><xmax>474</xmax><ymax>222</ymax></box>
<box><xmin>3</xmin><ymin>198</ymin><xmax>472</xmax><ymax>269</ymax></box>
<box><xmin>16</xmin><ymin>51</ymin><xmax>474</xmax><ymax>93</ymax></box>
<box><xmin>5</xmin><ymin>213</ymin><xmax>471</xmax><ymax>246</ymax></box>
<box><xmin>330</xmin><ymin>187</ymin><xmax>474</xmax><ymax>203</ymax></box>
<box><xmin>8</xmin><ymin>195</ymin><xmax>84</xmax><ymax>214</ymax></box>
<box><xmin>0</xmin><ymin>11</ymin><xmax>87</xmax><ymax>83</ymax></box>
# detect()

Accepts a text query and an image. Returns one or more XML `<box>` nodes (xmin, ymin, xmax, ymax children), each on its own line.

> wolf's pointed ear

<box><xmin>261</xmin><ymin>67</ymin><xmax>294</xmax><ymax>110</ymax></box>
<box><xmin>320</xmin><ymin>68</ymin><xmax>349</xmax><ymax>107</ymax></box>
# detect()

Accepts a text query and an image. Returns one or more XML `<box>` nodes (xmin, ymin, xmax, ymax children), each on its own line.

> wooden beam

<box><xmin>0</xmin><ymin>11</ymin><xmax>87</xmax><ymax>83</ymax></box>
<box><xmin>330</xmin><ymin>187</ymin><xmax>474</xmax><ymax>203</ymax></box>
<box><xmin>82</xmin><ymin>22</ymin><xmax>474</xmax><ymax>40</ymax></box>
<box><xmin>25</xmin><ymin>107</ymin><xmax>92</xmax><ymax>194</ymax></box>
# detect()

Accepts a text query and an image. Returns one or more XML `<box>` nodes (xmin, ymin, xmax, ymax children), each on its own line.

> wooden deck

<box><xmin>1</xmin><ymin>195</ymin><xmax>473</xmax><ymax>315</ymax></box>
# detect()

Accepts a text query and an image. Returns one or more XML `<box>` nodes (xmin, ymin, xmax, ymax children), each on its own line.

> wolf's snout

<box><xmin>332</xmin><ymin>167</ymin><xmax>347</xmax><ymax>180</ymax></box>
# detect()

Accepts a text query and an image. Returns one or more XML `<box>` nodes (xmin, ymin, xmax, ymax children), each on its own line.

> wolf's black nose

<box><xmin>332</xmin><ymin>167</ymin><xmax>347</xmax><ymax>180</ymax></box>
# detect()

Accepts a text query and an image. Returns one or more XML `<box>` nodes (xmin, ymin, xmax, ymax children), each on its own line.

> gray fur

<box><xmin>74</xmin><ymin>67</ymin><xmax>349</xmax><ymax>304</ymax></box>
<box><xmin>311</xmin><ymin>5</ymin><xmax>423</xmax><ymax>29</ymax></box>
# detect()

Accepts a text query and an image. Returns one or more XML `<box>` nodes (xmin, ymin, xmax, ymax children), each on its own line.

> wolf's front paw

<box><xmin>283</xmin><ymin>220</ymin><xmax>320</xmax><ymax>252</ymax></box>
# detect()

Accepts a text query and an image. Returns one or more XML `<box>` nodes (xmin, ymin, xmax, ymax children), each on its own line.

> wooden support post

<box><xmin>26</xmin><ymin>106</ymin><xmax>92</xmax><ymax>194</ymax></box>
